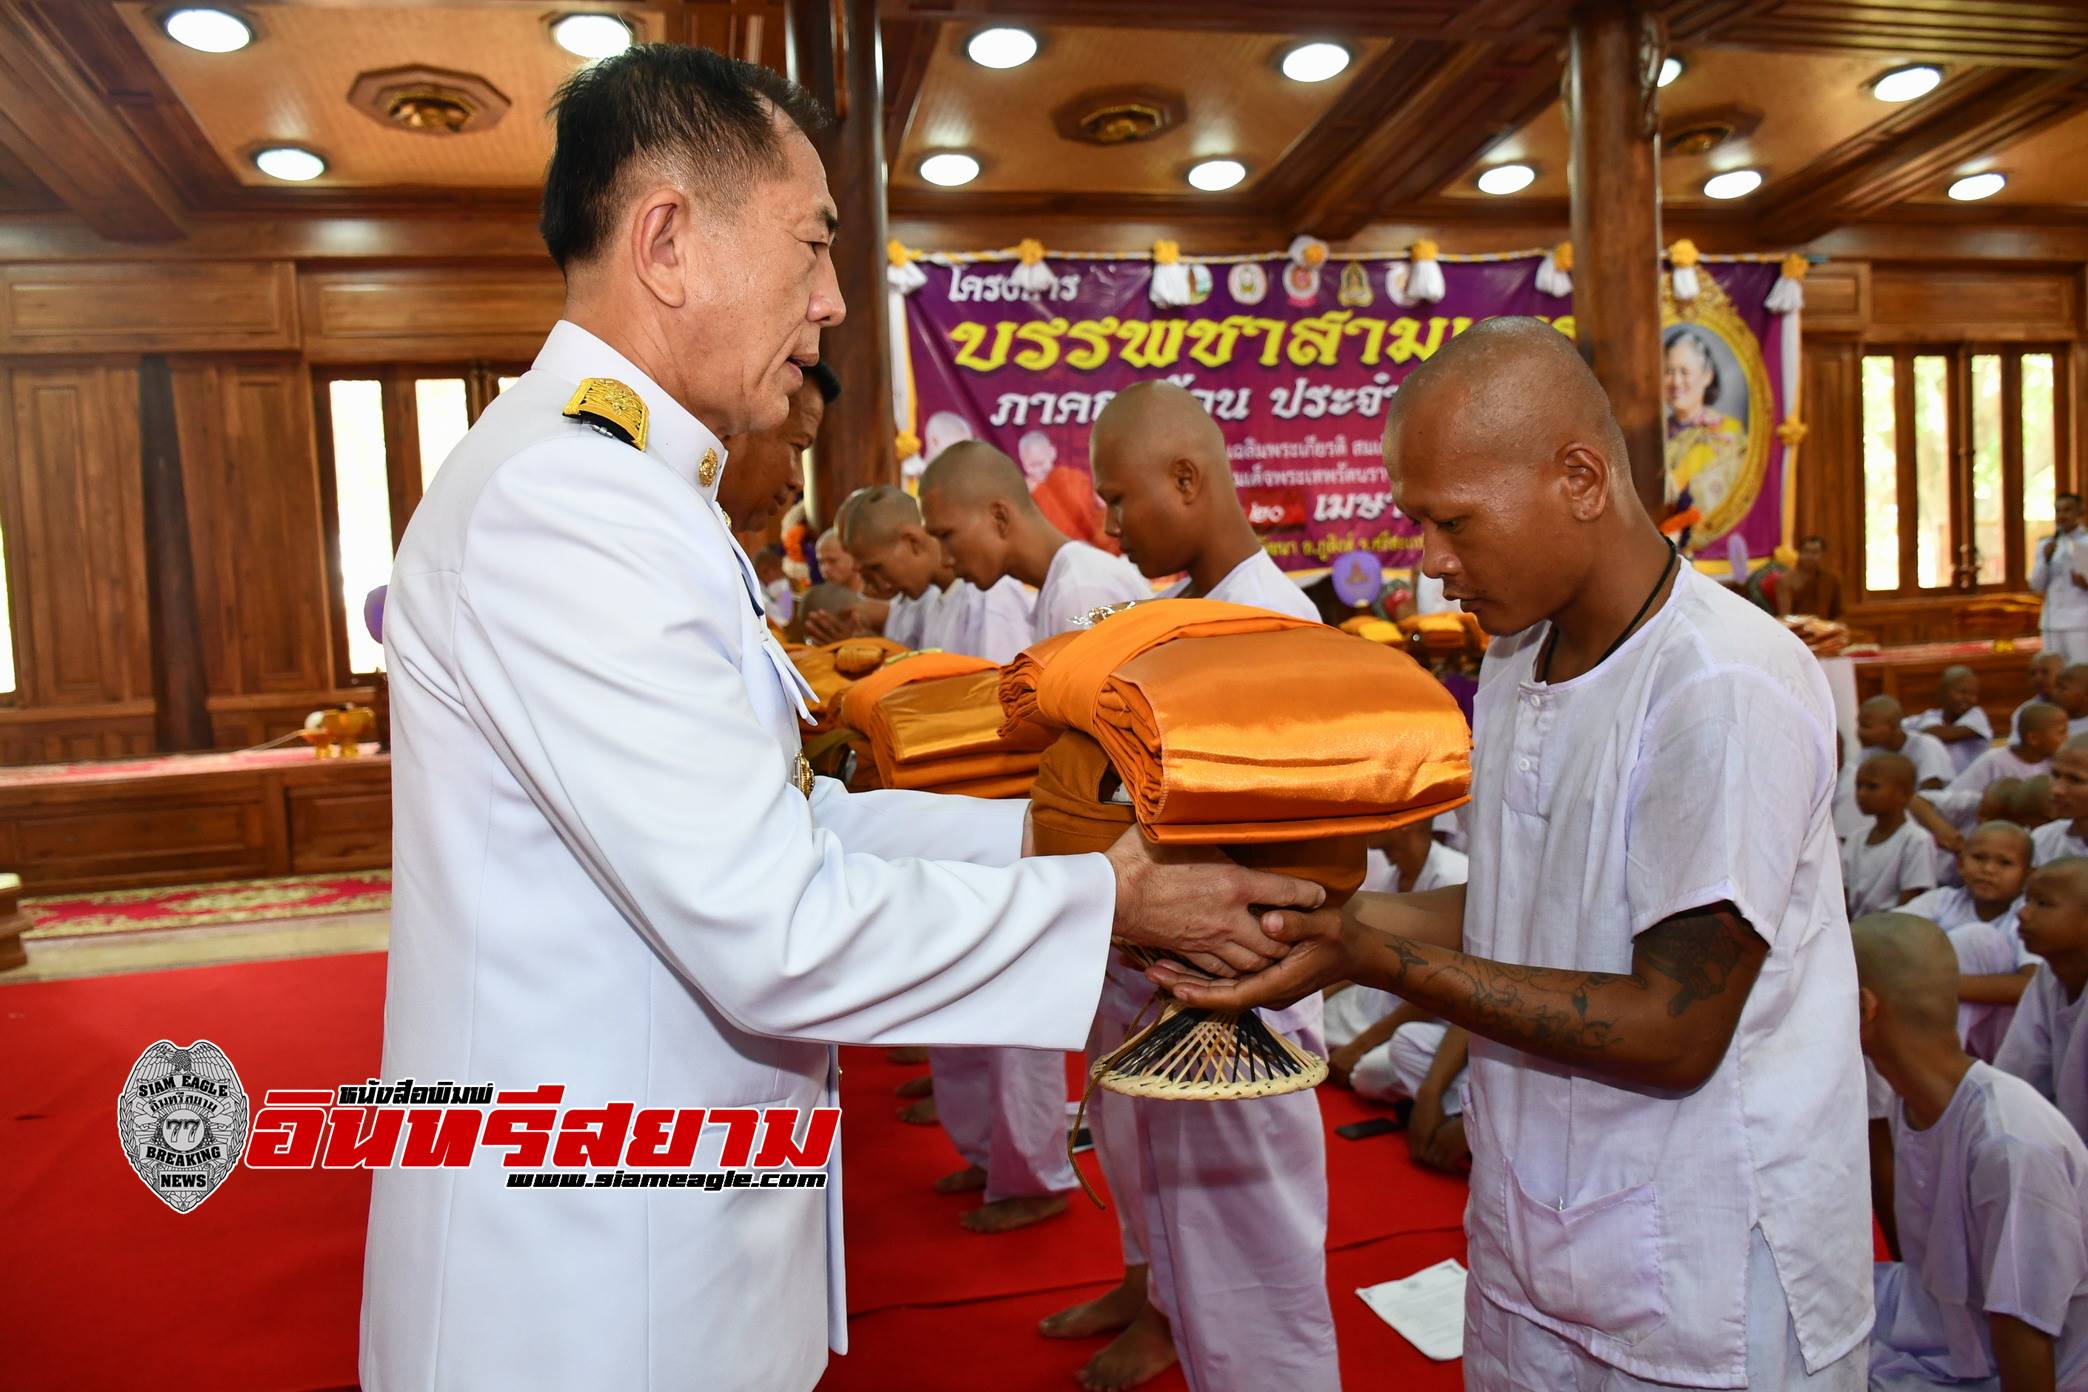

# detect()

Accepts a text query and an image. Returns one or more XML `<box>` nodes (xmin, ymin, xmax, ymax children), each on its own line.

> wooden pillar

<box><xmin>1566</xmin><ymin>0</ymin><xmax>1666</xmax><ymax>517</ymax></box>
<box><xmin>137</xmin><ymin>355</ymin><xmax>211</xmax><ymax>752</ymax></box>
<box><xmin>788</xmin><ymin>0</ymin><xmax>897</xmax><ymax>527</ymax></box>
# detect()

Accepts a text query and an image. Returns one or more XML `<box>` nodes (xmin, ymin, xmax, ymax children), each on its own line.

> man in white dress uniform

<box><xmin>359</xmin><ymin>47</ymin><xmax>1319</xmax><ymax>1392</ymax></box>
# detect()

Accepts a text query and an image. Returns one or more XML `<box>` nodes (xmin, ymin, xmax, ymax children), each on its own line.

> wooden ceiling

<box><xmin>0</xmin><ymin>0</ymin><xmax>2083</xmax><ymax>248</ymax></box>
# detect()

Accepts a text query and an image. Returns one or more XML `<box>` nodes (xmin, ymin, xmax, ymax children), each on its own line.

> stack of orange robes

<box><xmin>790</xmin><ymin>637</ymin><xmax>911</xmax><ymax>736</ymax></box>
<box><xmin>1002</xmin><ymin>598</ymin><xmax>1470</xmax><ymax>849</ymax></box>
<box><xmin>839</xmin><ymin>652</ymin><xmax>1049</xmax><ymax>799</ymax></box>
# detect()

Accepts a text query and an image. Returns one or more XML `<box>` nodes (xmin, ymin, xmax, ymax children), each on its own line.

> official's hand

<box><xmin>1144</xmin><ymin>903</ymin><xmax>1352</xmax><ymax>1008</ymax></box>
<box><xmin>1105</xmin><ymin>826</ymin><xmax>1323</xmax><ymax>978</ymax></box>
<box><xmin>2071</xmin><ymin>570</ymin><xmax>2088</xmax><ymax>592</ymax></box>
<box><xmin>1416</xmin><ymin>1114</ymin><xmax>1470</xmax><ymax>1175</ymax></box>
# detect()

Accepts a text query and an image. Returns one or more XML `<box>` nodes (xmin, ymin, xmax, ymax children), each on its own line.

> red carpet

<box><xmin>25</xmin><ymin>871</ymin><xmax>392</xmax><ymax>939</ymax></box>
<box><xmin>0</xmin><ymin>954</ymin><xmax>1470</xmax><ymax>1391</ymax></box>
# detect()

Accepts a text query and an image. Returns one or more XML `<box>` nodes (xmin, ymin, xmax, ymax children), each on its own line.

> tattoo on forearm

<box><xmin>1635</xmin><ymin>911</ymin><xmax>1750</xmax><ymax>1017</ymax></box>
<box><xmin>1360</xmin><ymin>904</ymin><xmax>1757</xmax><ymax>1073</ymax></box>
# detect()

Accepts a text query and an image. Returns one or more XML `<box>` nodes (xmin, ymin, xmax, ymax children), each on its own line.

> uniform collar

<box><xmin>533</xmin><ymin>319</ymin><xmax>730</xmax><ymax>503</ymax></box>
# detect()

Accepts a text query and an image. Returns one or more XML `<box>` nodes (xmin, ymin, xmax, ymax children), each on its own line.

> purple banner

<box><xmin>900</xmin><ymin>253</ymin><xmax>1793</xmax><ymax>574</ymax></box>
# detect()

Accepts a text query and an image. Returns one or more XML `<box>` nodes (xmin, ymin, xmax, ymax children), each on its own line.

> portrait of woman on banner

<box><xmin>1661</xmin><ymin>284</ymin><xmax>1773</xmax><ymax>544</ymax></box>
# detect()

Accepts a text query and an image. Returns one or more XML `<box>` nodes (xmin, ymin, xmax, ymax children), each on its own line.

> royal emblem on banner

<box><xmin>1227</xmin><ymin>262</ymin><xmax>1268</xmax><ymax>306</ymax></box>
<box><xmin>118</xmin><ymin>1039</ymin><xmax>249</xmax><ymax>1213</ymax></box>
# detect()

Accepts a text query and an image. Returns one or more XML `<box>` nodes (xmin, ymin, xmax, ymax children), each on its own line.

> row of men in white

<box><xmin>354</xmin><ymin>42</ymin><xmax>2082</xmax><ymax>1392</ymax></box>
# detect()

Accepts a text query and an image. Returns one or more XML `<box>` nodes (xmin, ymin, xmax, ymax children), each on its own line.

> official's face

<box><xmin>695</xmin><ymin>112</ymin><xmax>844</xmax><ymax>436</ymax></box>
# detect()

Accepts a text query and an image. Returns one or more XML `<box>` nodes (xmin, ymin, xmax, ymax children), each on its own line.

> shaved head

<box><xmin>1381</xmin><ymin>316</ymin><xmax>1647</xmax><ymax>636</ymax></box>
<box><xmin>1858</xmin><ymin>750</ymin><xmax>1916</xmax><ymax>795</ymax></box>
<box><xmin>1852</xmin><ymin>913</ymin><xmax>1962</xmax><ymax>1037</ymax></box>
<box><xmin>1090</xmin><ymin>380</ymin><xmax>1248</xmax><ymax>580</ymax></box>
<box><xmin>838</xmin><ymin>484</ymin><xmax>943</xmax><ymax>600</ymax></box>
<box><xmin>917</xmin><ymin>441</ymin><xmax>1055</xmax><ymax>589</ymax></box>
<box><xmin>2035</xmin><ymin>854</ymin><xmax>2088</xmax><ymax>905</ymax></box>
<box><xmin>839</xmin><ymin>484</ymin><xmax>923</xmax><ymax>550</ymax></box>
<box><xmin>2023</xmin><ymin>701</ymin><xmax>2068</xmax><ymax>737</ymax></box>
<box><xmin>920</xmin><ymin>441</ymin><xmax>1037</xmax><ymax>512</ymax></box>
<box><xmin>1968</xmin><ymin>819</ymin><xmax>2034</xmax><ymax>865</ymax></box>
<box><xmin>1859</xmin><ymin>695</ymin><xmax>1905</xmax><ymax>724</ymax></box>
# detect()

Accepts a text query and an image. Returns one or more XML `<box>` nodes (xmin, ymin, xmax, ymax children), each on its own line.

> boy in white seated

<box><xmin>2013</xmin><ymin>652</ymin><xmax>2064</xmax><ymax>741</ymax></box>
<box><xmin>2033</xmin><ymin>739</ymin><xmax>2088</xmax><ymax>866</ymax></box>
<box><xmin>1847</xmin><ymin>752</ymin><xmax>1940</xmax><ymax>915</ymax></box>
<box><xmin>1996</xmin><ymin>856</ymin><xmax>2088</xmax><ymax>1144</ymax></box>
<box><xmin>1905</xmin><ymin>665</ymin><xmax>1993</xmax><ymax>778</ymax></box>
<box><xmin>1919</xmin><ymin>704</ymin><xmax>2068</xmax><ymax>838</ymax></box>
<box><xmin>1903</xmin><ymin>822</ymin><xmax>2039</xmax><ymax>1061</ymax></box>
<box><xmin>1843</xmin><ymin>697</ymin><xmax>1958</xmax><ymax>831</ymax></box>
<box><xmin>1854</xmin><ymin>912</ymin><xmax>2088</xmax><ymax>1391</ymax></box>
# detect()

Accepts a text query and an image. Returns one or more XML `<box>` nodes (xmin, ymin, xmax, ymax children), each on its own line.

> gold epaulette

<box><xmin>562</xmin><ymin>378</ymin><xmax>649</xmax><ymax>451</ymax></box>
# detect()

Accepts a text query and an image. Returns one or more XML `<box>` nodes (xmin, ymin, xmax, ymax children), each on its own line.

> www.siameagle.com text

<box><xmin>507</xmin><ymin>1170</ymin><xmax>828</xmax><ymax>1190</ymax></box>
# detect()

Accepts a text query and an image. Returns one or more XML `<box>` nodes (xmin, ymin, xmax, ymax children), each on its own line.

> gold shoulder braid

<box><xmin>562</xmin><ymin>378</ymin><xmax>649</xmax><ymax>452</ymax></box>
<box><xmin>792</xmin><ymin>752</ymin><xmax>815</xmax><ymax>798</ymax></box>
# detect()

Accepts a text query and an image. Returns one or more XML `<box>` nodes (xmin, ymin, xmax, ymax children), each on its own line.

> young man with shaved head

<box><xmin>839</xmin><ymin>483</ymin><xmax>1031</xmax><ymax>661</ymax></box>
<box><xmin>919</xmin><ymin>441</ymin><xmax>1148</xmax><ymax>641</ymax></box>
<box><xmin>1998</xmin><ymin>856</ymin><xmax>2088</xmax><ymax>1144</ymax></box>
<box><xmin>1036</xmin><ymin>380</ymin><xmax>1336</xmax><ymax>1392</ymax></box>
<box><xmin>1854</xmin><ymin>911</ymin><xmax>2088</xmax><ymax>1390</ymax></box>
<box><xmin>1155</xmin><ymin>317</ymin><xmax>1872</xmax><ymax>1388</ymax></box>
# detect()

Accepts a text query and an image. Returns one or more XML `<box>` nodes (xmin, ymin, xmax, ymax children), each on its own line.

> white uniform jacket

<box><xmin>360</xmin><ymin>321</ymin><xmax>1115</xmax><ymax>1392</ymax></box>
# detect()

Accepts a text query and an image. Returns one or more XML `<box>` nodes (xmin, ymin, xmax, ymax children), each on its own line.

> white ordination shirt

<box><xmin>2032</xmin><ymin>820</ymin><xmax>2088</xmax><ymax>867</ymax></box>
<box><xmin>1874</xmin><ymin>1063</ymin><xmax>2088</xmax><ymax>1389</ymax></box>
<box><xmin>362</xmin><ymin>321</ymin><xmax>1116</xmax><ymax>1392</ymax></box>
<box><xmin>924</xmin><ymin>577</ymin><xmax>1033</xmax><ymax>664</ymax></box>
<box><xmin>1996</xmin><ymin>962</ymin><xmax>2088</xmax><ymax>1142</ymax></box>
<box><xmin>1903</xmin><ymin>706</ymin><xmax>1994</xmax><ymax>777</ymax></box>
<box><xmin>884</xmin><ymin>589</ymin><xmax>929</xmax><ymax>648</ymax></box>
<box><xmin>1460</xmin><ymin>565</ymin><xmax>1870</xmax><ymax>1385</ymax></box>
<box><xmin>1842</xmin><ymin>816</ymin><xmax>1939</xmax><ymax>916</ymax></box>
<box><xmin>1031</xmin><ymin>540</ymin><xmax>1149</xmax><ymax>642</ymax></box>
<box><xmin>1929</xmin><ymin>744</ymin><xmax>2050</xmax><ymax>828</ymax></box>
<box><xmin>2031</xmin><ymin>527</ymin><xmax>2088</xmax><ymax>634</ymax></box>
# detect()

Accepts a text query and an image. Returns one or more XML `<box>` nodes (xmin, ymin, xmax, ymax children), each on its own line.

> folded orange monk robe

<box><xmin>840</xmin><ymin>654</ymin><xmax>1045</xmax><ymax>798</ymax></box>
<box><xmin>1004</xmin><ymin>599</ymin><xmax>1471</xmax><ymax>844</ymax></box>
<box><xmin>791</xmin><ymin>637</ymin><xmax>911</xmax><ymax>734</ymax></box>
<box><xmin>1028</xmin><ymin>732</ymin><xmax>1369</xmax><ymax>902</ymax></box>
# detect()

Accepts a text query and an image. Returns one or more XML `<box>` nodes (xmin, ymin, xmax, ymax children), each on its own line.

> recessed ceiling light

<box><xmin>1281</xmin><ymin>42</ymin><xmax>1351</xmax><ymax>83</ymax></box>
<box><xmin>1948</xmin><ymin>171</ymin><xmax>2006</xmax><ymax>201</ymax></box>
<box><xmin>551</xmin><ymin>13</ymin><xmax>634</xmax><ymax>60</ymax></box>
<box><xmin>1476</xmin><ymin>163</ymin><xmax>1536</xmax><ymax>196</ymax></box>
<box><xmin>161</xmin><ymin>7</ymin><xmax>252</xmax><ymax>53</ymax></box>
<box><xmin>919</xmin><ymin>152</ymin><xmax>981</xmax><ymax>187</ymax></box>
<box><xmin>1872</xmin><ymin>64</ymin><xmax>1942</xmax><ymax>103</ymax></box>
<box><xmin>1187</xmin><ymin>159</ymin><xmax>1246</xmax><ymax>192</ymax></box>
<box><xmin>253</xmin><ymin>146</ymin><xmax>325</xmax><ymax>182</ymax></box>
<box><xmin>1658</xmin><ymin>55</ymin><xmax>1683</xmax><ymax>88</ymax></box>
<box><xmin>1703</xmin><ymin>168</ymin><xmax>1763</xmax><ymax>200</ymax></box>
<box><xmin>966</xmin><ymin>27</ymin><xmax>1037</xmax><ymax>69</ymax></box>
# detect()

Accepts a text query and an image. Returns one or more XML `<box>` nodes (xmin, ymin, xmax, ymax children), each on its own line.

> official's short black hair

<box><xmin>806</xmin><ymin>361</ymin><xmax>841</xmax><ymax>404</ymax></box>
<box><xmin>2062</xmin><ymin>492</ymin><xmax>2084</xmax><ymax>508</ymax></box>
<box><xmin>541</xmin><ymin>45</ymin><xmax>830</xmax><ymax>271</ymax></box>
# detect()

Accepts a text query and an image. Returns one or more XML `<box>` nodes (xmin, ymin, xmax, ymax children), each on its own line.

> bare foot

<box><xmin>897</xmin><ymin>1098</ymin><xmax>939</xmax><ymax>1125</ymax></box>
<box><xmin>934</xmin><ymin>1165</ymin><xmax>987</xmax><ymax>1194</ymax></box>
<box><xmin>886</xmin><ymin>1047</ymin><xmax>929</xmax><ymax>1065</ymax></box>
<box><xmin>960</xmin><ymin>1193</ymin><xmax>1068</xmax><ymax>1234</ymax></box>
<box><xmin>1076</xmin><ymin>1304</ymin><xmax>1176</xmax><ymax>1390</ymax></box>
<box><xmin>1040</xmin><ymin>1269</ymin><xmax>1148</xmax><ymax>1340</ymax></box>
<box><xmin>896</xmin><ymin>1075</ymin><xmax>934</xmax><ymax>1099</ymax></box>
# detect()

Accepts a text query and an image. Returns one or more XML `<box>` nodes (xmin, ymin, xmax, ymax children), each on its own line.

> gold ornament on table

<box><xmin>301</xmin><ymin>705</ymin><xmax>376</xmax><ymax>758</ymax></box>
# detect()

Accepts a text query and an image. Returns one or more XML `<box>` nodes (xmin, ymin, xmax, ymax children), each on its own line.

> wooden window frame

<box><xmin>1858</xmin><ymin>342</ymin><xmax>2073</xmax><ymax>602</ymax></box>
<box><xmin>313</xmin><ymin>361</ymin><xmax>526</xmax><ymax>679</ymax></box>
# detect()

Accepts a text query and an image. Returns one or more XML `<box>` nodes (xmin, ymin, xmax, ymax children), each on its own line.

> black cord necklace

<box><xmin>1538</xmin><ymin>539</ymin><xmax>1679</xmax><ymax>683</ymax></box>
